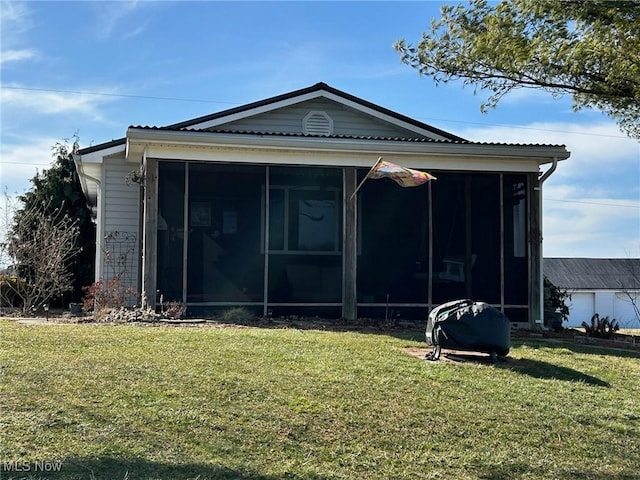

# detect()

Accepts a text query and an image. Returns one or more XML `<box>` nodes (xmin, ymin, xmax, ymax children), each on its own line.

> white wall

<box><xmin>100</xmin><ymin>156</ymin><xmax>141</xmax><ymax>294</ymax></box>
<box><xmin>566</xmin><ymin>290</ymin><xmax>639</xmax><ymax>328</ymax></box>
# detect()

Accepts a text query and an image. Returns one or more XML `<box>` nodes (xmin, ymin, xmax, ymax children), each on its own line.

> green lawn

<box><xmin>1</xmin><ymin>320</ymin><xmax>639</xmax><ymax>480</ymax></box>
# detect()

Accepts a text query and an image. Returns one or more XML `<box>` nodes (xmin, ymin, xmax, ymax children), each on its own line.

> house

<box><xmin>544</xmin><ymin>258</ymin><xmax>640</xmax><ymax>328</ymax></box>
<box><xmin>74</xmin><ymin>82</ymin><xmax>570</xmax><ymax>328</ymax></box>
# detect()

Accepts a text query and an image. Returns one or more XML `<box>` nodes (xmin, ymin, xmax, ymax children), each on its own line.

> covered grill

<box><xmin>425</xmin><ymin>299</ymin><xmax>510</xmax><ymax>363</ymax></box>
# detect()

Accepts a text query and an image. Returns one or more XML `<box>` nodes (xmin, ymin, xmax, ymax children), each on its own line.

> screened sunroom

<box><xmin>76</xmin><ymin>82</ymin><xmax>569</xmax><ymax>328</ymax></box>
<box><xmin>153</xmin><ymin>160</ymin><xmax>535</xmax><ymax>323</ymax></box>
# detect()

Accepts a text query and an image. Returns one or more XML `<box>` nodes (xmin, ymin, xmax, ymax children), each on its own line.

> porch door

<box><xmin>357</xmin><ymin>172</ymin><xmax>430</xmax><ymax>309</ymax></box>
<box><xmin>431</xmin><ymin>173</ymin><xmax>500</xmax><ymax>306</ymax></box>
<box><xmin>266</xmin><ymin>166</ymin><xmax>343</xmax><ymax>307</ymax></box>
<box><xmin>186</xmin><ymin>164</ymin><xmax>265</xmax><ymax>304</ymax></box>
<box><xmin>157</xmin><ymin>162</ymin><xmax>185</xmax><ymax>302</ymax></box>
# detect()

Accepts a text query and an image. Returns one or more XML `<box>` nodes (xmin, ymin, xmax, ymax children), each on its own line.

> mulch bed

<box><xmin>512</xmin><ymin>328</ymin><xmax>640</xmax><ymax>353</ymax></box>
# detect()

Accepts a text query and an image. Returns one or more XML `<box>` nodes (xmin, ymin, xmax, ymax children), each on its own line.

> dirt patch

<box><xmin>404</xmin><ymin>347</ymin><xmax>501</xmax><ymax>364</ymax></box>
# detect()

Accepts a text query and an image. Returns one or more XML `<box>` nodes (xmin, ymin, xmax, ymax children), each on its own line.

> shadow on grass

<box><xmin>477</xmin><ymin>461</ymin><xmax>639</xmax><ymax>480</ymax></box>
<box><xmin>512</xmin><ymin>337</ymin><xmax>640</xmax><ymax>359</ymax></box>
<box><xmin>497</xmin><ymin>356</ymin><xmax>610</xmax><ymax>387</ymax></box>
<box><xmin>41</xmin><ymin>456</ymin><xmax>332</xmax><ymax>480</ymax></box>
<box><xmin>195</xmin><ymin>316</ymin><xmax>426</xmax><ymax>342</ymax></box>
<box><xmin>405</xmin><ymin>347</ymin><xmax>611</xmax><ymax>387</ymax></box>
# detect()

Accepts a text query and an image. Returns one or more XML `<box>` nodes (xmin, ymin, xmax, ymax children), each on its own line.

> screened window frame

<box><xmin>261</xmin><ymin>184</ymin><xmax>342</xmax><ymax>255</ymax></box>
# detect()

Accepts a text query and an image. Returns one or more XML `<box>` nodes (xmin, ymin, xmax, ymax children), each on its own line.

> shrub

<box><xmin>94</xmin><ymin>306</ymin><xmax>159</xmax><ymax>323</ymax></box>
<box><xmin>582</xmin><ymin>313</ymin><xmax>620</xmax><ymax>339</ymax></box>
<box><xmin>220</xmin><ymin>307</ymin><xmax>255</xmax><ymax>323</ymax></box>
<box><xmin>544</xmin><ymin>276</ymin><xmax>571</xmax><ymax>330</ymax></box>
<box><xmin>0</xmin><ymin>274</ymin><xmax>26</xmax><ymax>310</ymax></box>
<box><xmin>161</xmin><ymin>301</ymin><xmax>187</xmax><ymax>320</ymax></box>
<box><xmin>82</xmin><ymin>278</ymin><xmax>138</xmax><ymax>311</ymax></box>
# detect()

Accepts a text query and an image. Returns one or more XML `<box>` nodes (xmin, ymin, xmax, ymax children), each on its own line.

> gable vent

<box><xmin>303</xmin><ymin>111</ymin><xmax>333</xmax><ymax>136</ymax></box>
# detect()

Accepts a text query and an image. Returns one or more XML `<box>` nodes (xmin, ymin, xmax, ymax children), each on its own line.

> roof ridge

<box><xmin>79</xmin><ymin>82</ymin><xmax>472</xmax><ymax>154</ymax></box>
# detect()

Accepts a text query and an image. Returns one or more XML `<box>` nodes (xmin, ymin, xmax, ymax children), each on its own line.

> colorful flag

<box><xmin>368</xmin><ymin>160</ymin><xmax>436</xmax><ymax>187</ymax></box>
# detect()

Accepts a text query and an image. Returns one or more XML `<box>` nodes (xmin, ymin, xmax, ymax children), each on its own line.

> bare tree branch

<box><xmin>1</xmin><ymin>192</ymin><xmax>79</xmax><ymax>312</ymax></box>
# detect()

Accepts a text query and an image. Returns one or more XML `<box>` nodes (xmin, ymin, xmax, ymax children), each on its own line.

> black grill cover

<box><xmin>426</xmin><ymin>299</ymin><xmax>510</xmax><ymax>357</ymax></box>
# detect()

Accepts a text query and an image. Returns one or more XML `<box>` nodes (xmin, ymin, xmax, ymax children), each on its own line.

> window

<box><xmin>265</xmin><ymin>186</ymin><xmax>341</xmax><ymax>254</ymax></box>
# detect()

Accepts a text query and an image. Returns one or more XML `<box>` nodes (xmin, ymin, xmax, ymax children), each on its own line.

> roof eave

<box><xmin>125</xmin><ymin>127</ymin><xmax>569</xmax><ymax>166</ymax></box>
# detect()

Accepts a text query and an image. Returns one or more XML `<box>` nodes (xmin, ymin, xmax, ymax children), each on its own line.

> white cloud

<box><xmin>0</xmin><ymin>1</ymin><xmax>31</xmax><ymax>35</ymax></box>
<box><xmin>0</xmin><ymin>48</ymin><xmax>37</xmax><ymax>65</ymax></box>
<box><xmin>123</xmin><ymin>22</ymin><xmax>149</xmax><ymax>39</ymax></box>
<box><xmin>249</xmin><ymin>40</ymin><xmax>334</xmax><ymax>94</ymax></box>
<box><xmin>542</xmin><ymin>177</ymin><xmax>639</xmax><ymax>258</ymax></box>
<box><xmin>462</xmin><ymin>121</ymin><xmax>639</xmax><ymax>181</ymax></box>
<box><xmin>0</xmin><ymin>84</ymin><xmax>120</xmax><ymax>119</ymax></box>
<box><xmin>0</xmin><ymin>137</ymin><xmax>61</xmax><ymax>195</ymax></box>
<box><xmin>461</xmin><ymin>119</ymin><xmax>630</xmax><ymax>146</ymax></box>
<box><xmin>543</xmin><ymin>195</ymin><xmax>639</xmax><ymax>258</ymax></box>
<box><xmin>92</xmin><ymin>0</ymin><xmax>149</xmax><ymax>40</ymax></box>
<box><xmin>495</xmin><ymin>85</ymin><xmax>562</xmax><ymax>108</ymax></box>
<box><xmin>460</xmin><ymin>121</ymin><xmax>640</xmax><ymax>258</ymax></box>
<box><xmin>0</xmin><ymin>1</ymin><xmax>35</xmax><ymax>64</ymax></box>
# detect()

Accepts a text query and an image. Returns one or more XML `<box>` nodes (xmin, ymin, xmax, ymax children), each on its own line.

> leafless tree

<box><xmin>0</xmin><ymin>192</ymin><xmax>19</xmax><ymax>311</ymax></box>
<box><xmin>1</xmin><ymin>193</ymin><xmax>79</xmax><ymax>313</ymax></box>
<box><xmin>619</xmin><ymin>253</ymin><xmax>640</xmax><ymax>328</ymax></box>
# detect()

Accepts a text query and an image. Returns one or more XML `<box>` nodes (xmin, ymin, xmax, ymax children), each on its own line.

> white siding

<box><xmin>101</xmin><ymin>156</ymin><xmax>141</xmax><ymax>295</ymax></box>
<box><xmin>613</xmin><ymin>291</ymin><xmax>640</xmax><ymax>328</ymax></box>
<box><xmin>566</xmin><ymin>292</ymin><xmax>595</xmax><ymax>327</ymax></box>
<box><xmin>219</xmin><ymin>98</ymin><xmax>425</xmax><ymax>138</ymax></box>
<box><xmin>566</xmin><ymin>290</ymin><xmax>639</xmax><ymax>328</ymax></box>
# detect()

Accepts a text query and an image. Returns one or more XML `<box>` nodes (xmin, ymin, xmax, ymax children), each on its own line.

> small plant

<box><xmin>92</xmin><ymin>307</ymin><xmax>115</xmax><ymax>323</ymax></box>
<box><xmin>95</xmin><ymin>306</ymin><xmax>159</xmax><ymax>323</ymax></box>
<box><xmin>82</xmin><ymin>278</ymin><xmax>138</xmax><ymax>312</ymax></box>
<box><xmin>161</xmin><ymin>301</ymin><xmax>187</xmax><ymax>320</ymax></box>
<box><xmin>220</xmin><ymin>307</ymin><xmax>254</xmax><ymax>323</ymax></box>
<box><xmin>0</xmin><ymin>273</ymin><xmax>27</xmax><ymax>311</ymax></box>
<box><xmin>544</xmin><ymin>276</ymin><xmax>571</xmax><ymax>330</ymax></box>
<box><xmin>582</xmin><ymin>313</ymin><xmax>620</xmax><ymax>339</ymax></box>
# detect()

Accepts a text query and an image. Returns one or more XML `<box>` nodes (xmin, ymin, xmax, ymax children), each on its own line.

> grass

<box><xmin>1</xmin><ymin>320</ymin><xmax>639</xmax><ymax>480</ymax></box>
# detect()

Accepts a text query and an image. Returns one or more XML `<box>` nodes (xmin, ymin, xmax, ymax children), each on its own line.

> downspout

<box><xmin>536</xmin><ymin>157</ymin><xmax>558</xmax><ymax>330</ymax></box>
<box><xmin>539</xmin><ymin>157</ymin><xmax>558</xmax><ymax>184</ymax></box>
<box><xmin>73</xmin><ymin>154</ymin><xmax>103</xmax><ymax>282</ymax></box>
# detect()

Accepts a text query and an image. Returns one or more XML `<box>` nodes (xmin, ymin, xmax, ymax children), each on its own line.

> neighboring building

<box><xmin>75</xmin><ymin>82</ymin><xmax>570</xmax><ymax>327</ymax></box>
<box><xmin>544</xmin><ymin>258</ymin><xmax>640</xmax><ymax>328</ymax></box>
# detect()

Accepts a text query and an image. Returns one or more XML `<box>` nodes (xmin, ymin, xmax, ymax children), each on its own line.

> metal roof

<box><xmin>123</xmin><ymin>125</ymin><xmax>569</xmax><ymax>148</ymax></box>
<box><xmin>544</xmin><ymin>258</ymin><xmax>640</xmax><ymax>290</ymax></box>
<box><xmin>128</xmin><ymin>125</ymin><xmax>466</xmax><ymax>142</ymax></box>
<box><xmin>79</xmin><ymin>82</ymin><xmax>568</xmax><ymax>155</ymax></box>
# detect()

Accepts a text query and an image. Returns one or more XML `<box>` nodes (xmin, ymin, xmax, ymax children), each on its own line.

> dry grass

<box><xmin>1</xmin><ymin>319</ymin><xmax>639</xmax><ymax>479</ymax></box>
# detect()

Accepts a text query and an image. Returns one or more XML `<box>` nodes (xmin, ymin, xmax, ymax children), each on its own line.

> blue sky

<box><xmin>1</xmin><ymin>1</ymin><xmax>639</xmax><ymax>258</ymax></box>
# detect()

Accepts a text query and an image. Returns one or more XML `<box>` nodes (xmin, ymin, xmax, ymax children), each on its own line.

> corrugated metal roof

<box><xmin>544</xmin><ymin>258</ymin><xmax>640</xmax><ymax>290</ymax></box>
<box><xmin>124</xmin><ymin>125</ymin><xmax>568</xmax><ymax>148</ymax></box>
<box><xmin>127</xmin><ymin>125</ymin><xmax>464</xmax><ymax>143</ymax></box>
